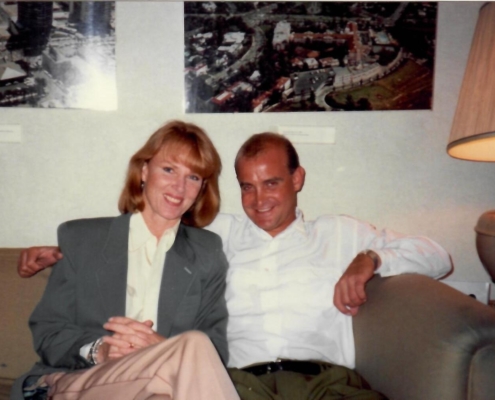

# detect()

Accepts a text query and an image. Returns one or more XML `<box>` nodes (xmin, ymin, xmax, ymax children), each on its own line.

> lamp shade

<box><xmin>447</xmin><ymin>2</ymin><xmax>495</xmax><ymax>162</ymax></box>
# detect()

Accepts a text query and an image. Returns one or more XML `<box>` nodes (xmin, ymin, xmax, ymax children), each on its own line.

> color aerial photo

<box><xmin>0</xmin><ymin>1</ymin><xmax>115</xmax><ymax>110</ymax></box>
<box><xmin>184</xmin><ymin>2</ymin><xmax>437</xmax><ymax>113</ymax></box>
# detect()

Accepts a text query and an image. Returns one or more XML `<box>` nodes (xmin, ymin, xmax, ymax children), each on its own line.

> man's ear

<box><xmin>292</xmin><ymin>166</ymin><xmax>306</xmax><ymax>192</ymax></box>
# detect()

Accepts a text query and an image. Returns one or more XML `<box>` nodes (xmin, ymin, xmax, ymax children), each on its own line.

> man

<box><xmin>19</xmin><ymin>133</ymin><xmax>451</xmax><ymax>399</ymax></box>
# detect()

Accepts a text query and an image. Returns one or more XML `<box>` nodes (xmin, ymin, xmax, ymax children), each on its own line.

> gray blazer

<box><xmin>12</xmin><ymin>213</ymin><xmax>228</xmax><ymax>399</ymax></box>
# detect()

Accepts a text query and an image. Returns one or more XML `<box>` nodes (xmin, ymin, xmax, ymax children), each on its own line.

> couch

<box><xmin>354</xmin><ymin>273</ymin><xmax>495</xmax><ymax>399</ymax></box>
<box><xmin>1</xmin><ymin>247</ymin><xmax>495</xmax><ymax>400</ymax></box>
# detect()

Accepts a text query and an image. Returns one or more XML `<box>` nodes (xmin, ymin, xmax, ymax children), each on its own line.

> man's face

<box><xmin>236</xmin><ymin>145</ymin><xmax>304</xmax><ymax>237</ymax></box>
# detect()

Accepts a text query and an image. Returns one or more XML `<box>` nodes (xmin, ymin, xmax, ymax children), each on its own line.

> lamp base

<box><xmin>475</xmin><ymin>210</ymin><xmax>495</xmax><ymax>283</ymax></box>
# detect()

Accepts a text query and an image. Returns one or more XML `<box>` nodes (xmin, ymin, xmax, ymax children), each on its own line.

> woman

<box><xmin>13</xmin><ymin>121</ymin><xmax>239</xmax><ymax>400</ymax></box>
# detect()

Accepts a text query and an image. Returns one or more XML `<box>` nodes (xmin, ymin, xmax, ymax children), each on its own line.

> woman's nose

<box><xmin>173</xmin><ymin>175</ymin><xmax>186</xmax><ymax>192</ymax></box>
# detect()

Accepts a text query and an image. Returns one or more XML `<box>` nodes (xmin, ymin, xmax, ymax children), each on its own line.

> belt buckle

<box><xmin>269</xmin><ymin>358</ymin><xmax>285</xmax><ymax>374</ymax></box>
<box><xmin>265</xmin><ymin>359</ymin><xmax>283</xmax><ymax>374</ymax></box>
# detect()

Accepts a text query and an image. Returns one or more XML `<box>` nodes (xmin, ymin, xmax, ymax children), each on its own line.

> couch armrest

<box><xmin>353</xmin><ymin>274</ymin><xmax>495</xmax><ymax>400</ymax></box>
<box><xmin>0</xmin><ymin>248</ymin><xmax>51</xmax><ymax>381</ymax></box>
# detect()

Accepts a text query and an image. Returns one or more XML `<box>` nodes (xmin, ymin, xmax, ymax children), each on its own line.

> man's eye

<box><xmin>241</xmin><ymin>185</ymin><xmax>252</xmax><ymax>192</ymax></box>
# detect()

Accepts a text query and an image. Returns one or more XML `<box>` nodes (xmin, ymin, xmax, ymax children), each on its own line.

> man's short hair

<box><xmin>235</xmin><ymin>132</ymin><xmax>300</xmax><ymax>174</ymax></box>
<box><xmin>118</xmin><ymin>120</ymin><xmax>221</xmax><ymax>228</ymax></box>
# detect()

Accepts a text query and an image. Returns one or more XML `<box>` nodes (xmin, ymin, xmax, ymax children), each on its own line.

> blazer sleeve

<box><xmin>194</xmin><ymin>235</ymin><xmax>229</xmax><ymax>365</ymax></box>
<box><xmin>29</xmin><ymin>222</ymin><xmax>105</xmax><ymax>369</ymax></box>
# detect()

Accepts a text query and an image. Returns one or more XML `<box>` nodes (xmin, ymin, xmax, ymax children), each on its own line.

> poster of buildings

<box><xmin>0</xmin><ymin>1</ymin><xmax>116</xmax><ymax>110</ymax></box>
<box><xmin>184</xmin><ymin>2</ymin><xmax>437</xmax><ymax>113</ymax></box>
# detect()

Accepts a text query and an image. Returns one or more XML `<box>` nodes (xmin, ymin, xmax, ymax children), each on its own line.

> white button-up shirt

<box><xmin>207</xmin><ymin>209</ymin><xmax>451</xmax><ymax>369</ymax></box>
<box><xmin>126</xmin><ymin>212</ymin><xmax>179</xmax><ymax>329</ymax></box>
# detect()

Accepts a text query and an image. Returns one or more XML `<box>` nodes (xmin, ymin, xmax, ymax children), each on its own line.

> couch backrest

<box><xmin>0</xmin><ymin>248</ymin><xmax>50</xmax><ymax>379</ymax></box>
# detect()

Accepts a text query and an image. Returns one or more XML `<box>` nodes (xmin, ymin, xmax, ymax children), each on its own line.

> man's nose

<box><xmin>255</xmin><ymin>188</ymin><xmax>267</xmax><ymax>206</ymax></box>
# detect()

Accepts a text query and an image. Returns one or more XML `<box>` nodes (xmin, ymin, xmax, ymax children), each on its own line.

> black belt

<box><xmin>242</xmin><ymin>360</ymin><xmax>326</xmax><ymax>376</ymax></box>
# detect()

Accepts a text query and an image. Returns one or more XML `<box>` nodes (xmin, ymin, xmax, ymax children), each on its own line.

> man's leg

<box><xmin>46</xmin><ymin>331</ymin><xmax>239</xmax><ymax>400</ymax></box>
<box><xmin>229</xmin><ymin>364</ymin><xmax>387</xmax><ymax>400</ymax></box>
<box><xmin>228</xmin><ymin>368</ymin><xmax>281</xmax><ymax>400</ymax></box>
<box><xmin>306</xmin><ymin>367</ymin><xmax>387</xmax><ymax>399</ymax></box>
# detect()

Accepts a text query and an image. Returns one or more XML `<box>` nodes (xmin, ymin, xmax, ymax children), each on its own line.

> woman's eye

<box><xmin>163</xmin><ymin>167</ymin><xmax>173</xmax><ymax>173</ymax></box>
<box><xmin>189</xmin><ymin>175</ymin><xmax>201</xmax><ymax>182</ymax></box>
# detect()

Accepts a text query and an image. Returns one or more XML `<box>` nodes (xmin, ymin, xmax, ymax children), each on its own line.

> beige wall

<box><xmin>1</xmin><ymin>2</ymin><xmax>494</xmax><ymax>291</ymax></box>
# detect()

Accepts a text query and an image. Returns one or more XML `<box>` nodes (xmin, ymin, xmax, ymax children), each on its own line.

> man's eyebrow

<box><xmin>264</xmin><ymin>177</ymin><xmax>283</xmax><ymax>183</ymax></box>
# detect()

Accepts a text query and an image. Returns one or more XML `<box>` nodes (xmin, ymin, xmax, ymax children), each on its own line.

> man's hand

<box><xmin>17</xmin><ymin>246</ymin><xmax>62</xmax><ymax>278</ymax></box>
<box><xmin>333</xmin><ymin>251</ymin><xmax>380</xmax><ymax>316</ymax></box>
<box><xmin>102</xmin><ymin>317</ymin><xmax>165</xmax><ymax>361</ymax></box>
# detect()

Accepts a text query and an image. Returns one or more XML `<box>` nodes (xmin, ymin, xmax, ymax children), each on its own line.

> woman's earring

<box><xmin>141</xmin><ymin>181</ymin><xmax>145</xmax><ymax>190</ymax></box>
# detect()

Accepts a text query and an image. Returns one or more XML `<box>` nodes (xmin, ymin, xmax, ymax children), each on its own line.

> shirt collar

<box><xmin>129</xmin><ymin>212</ymin><xmax>179</xmax><ymax>252</ymax></box>
<box><xmin>247</xmin><ymin>207</ymin><xmax>307</xmax><ymax>240</ymax></box>
<box><xmin>280</xmin><ymin>208</ymin><xmax>307</xmax><ymax>239</ymax></box>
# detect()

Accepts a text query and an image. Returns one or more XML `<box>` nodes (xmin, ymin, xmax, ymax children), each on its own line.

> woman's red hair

<box><xmin>118</xmin><ymin>120</ymin><xmax>221</xmax><ymax>227</ymax></box>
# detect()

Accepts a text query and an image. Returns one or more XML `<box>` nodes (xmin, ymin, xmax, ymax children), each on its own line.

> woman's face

<box><xmin>141</xmin><ymin>146</ymin><xmax>203</xmax><ymax>236</ymax></box>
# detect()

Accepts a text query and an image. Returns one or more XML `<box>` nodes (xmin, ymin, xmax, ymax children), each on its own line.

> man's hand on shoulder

<box><xmin>17</xmin><ymin>246</ymin><xmax>62</xmax><ymax>278</ymax></box>
<box><xmin>333</xmin><ymin>251</ymin><xmax>380</xmax><ymax>316</ymax></box>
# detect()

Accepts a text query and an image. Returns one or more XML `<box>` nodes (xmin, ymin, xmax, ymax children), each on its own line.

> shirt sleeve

<box><xmin>79</xmin><ymin>342</ymin><xmax>93</xmax><ymax>360</ymax></box>
<box><xmin>341</xmin><ymin>215</ymin><xmax>452</xmax><ymax>279</ymax></box>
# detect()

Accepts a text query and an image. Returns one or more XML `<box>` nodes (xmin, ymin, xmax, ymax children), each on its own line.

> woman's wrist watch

<box><xmin>87</xmin><ymin>337</ymin><xmax>104</xmax><ymax>365</ymax></box>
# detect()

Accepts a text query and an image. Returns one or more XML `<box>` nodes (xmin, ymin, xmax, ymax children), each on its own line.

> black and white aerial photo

<box><xmin>0</xmin><ymin>2</ymin><xmax>116</xmax><ymax>110</ymax></box>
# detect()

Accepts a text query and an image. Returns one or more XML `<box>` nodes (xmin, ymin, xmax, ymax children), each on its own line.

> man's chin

<box><xmin>252</xmin><ymin>218</ymin><xmax>275</xmax><ymax>232</ymax></box>
<box><xmin>245</xmin><ymin>210</ymin><xmax>277</xmax><ymax>232</ymax></box>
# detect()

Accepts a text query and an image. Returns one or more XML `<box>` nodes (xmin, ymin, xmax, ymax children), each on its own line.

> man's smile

<box><xmin>255</xmin><ymin>207</ymin><xmax>274</xmax><ymax>214</ymax></box>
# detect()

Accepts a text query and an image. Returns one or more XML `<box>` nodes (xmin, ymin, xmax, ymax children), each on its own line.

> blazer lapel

<box><xmin>157</xmin><ymin>224</ymin><xmax>197</xmax><ymax>337</ymax></box>
<box><xmin>96</xmin><ymin>214</ymin><xmax>131</xmax><ymax>319</ymax></box>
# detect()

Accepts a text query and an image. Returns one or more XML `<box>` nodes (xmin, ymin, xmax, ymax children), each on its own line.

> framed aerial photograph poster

<box><xmin>184</xmin><ymin>2</ymin><xmax>437</xmax><ymax>113</ymax></box>
<box><xmin>0</xmin><ymin>1</ymin><xmax>116</xmax><ymax>110</ymax></box>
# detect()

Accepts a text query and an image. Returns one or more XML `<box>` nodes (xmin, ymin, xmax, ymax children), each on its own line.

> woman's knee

<box><xmin>177</xmin><ymin>330</ymin><xmax>210</xmax><ymax>346</ymax></box>
<box><xmin>152</xmin><ymin>330</ymin><xmax>213</xmax><ymax>357</ymax></box>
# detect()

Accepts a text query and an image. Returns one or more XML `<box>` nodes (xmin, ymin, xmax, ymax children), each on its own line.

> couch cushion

<box><xmin>0</xmin><ymin>248</ymin><xmax>50</xmax><ymax>380</ymax></box>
